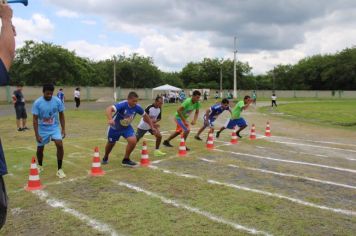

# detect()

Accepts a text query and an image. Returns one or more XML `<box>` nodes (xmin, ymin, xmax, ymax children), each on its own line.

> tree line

<box><xmin>9</xmin><ymin>40</ymin><xmax>356</xmax><ymax>90</ymax></box>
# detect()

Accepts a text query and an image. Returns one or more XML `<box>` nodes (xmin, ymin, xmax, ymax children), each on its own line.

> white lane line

<box><xmin>115</xmin><ymin>181</ymin><xmax>272</xmax><ymax>236</ymax></box>
<box><xmin>270</xmin><ymin>140</ymin><xmax>356</xmax><ymax>153</ymax></box>
<box><xmin>226</xmin><ymin>164</ymin><xmax>356</xmax><ymax>190</ymax></box>
<box><xmin>33</xmin><ymin>190</ymin><xmax>121</xmax><ymax>236</ymax></box>
<box><xmin>215</xmin><ymin>149</ymin><xmax>356</xmax><ymax>174</ymax></box>
<box><xmin>272</xmin><ymin>135</ymin><xmax>356</xmax><ymax>148</ymax></box>
<box><xmin>207</xmin><ymin>180</ymin><xmax>355</xmax><ymax>216</ymax></box>
<box><xmin>148</xmin><ymin>165</ymin><xmax>356</xmax><ymax>217</ymax></box>
<box><xmin>200</xmin><ymin>158</ymin><xmax>216</xmax><ymax>163</ymax></box>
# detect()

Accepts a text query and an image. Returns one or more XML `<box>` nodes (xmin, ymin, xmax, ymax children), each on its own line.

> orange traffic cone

<box><xmin>25</xmin><ymin>157</ymin><xmax>43</xmax><ymax>191</ymax></box>
<box><xmin>250</xmin><ymin>124</ymin><xmax>256</xmax><ymax>140</ymax></box>
<box><xmin>178</xmin><ymin>133</ymin><xmax>187</xmax><ymax>156</ymax></box>
<box><xmin>265</xmin><ymin>121</ymin><xmax>271</xmax><ymax>137</ymax></box>
<box><xmin>140</xmin><ymin>141</ymin><xmax>150</xmax><ymax>166</ymax></box>
<box><xmin>90</xmin><ymin>147</ymin><xmax>105</xmax><ymax>176</ymax></box>
<box><xmin>206</xmin><ymin>132</ymin><xmax>214</xmax><ymax>149</ymax></box>
<box><xmin>230</xmin><ymin>127</ymin><xmax>238</xmax><ymax>144</ymax></box>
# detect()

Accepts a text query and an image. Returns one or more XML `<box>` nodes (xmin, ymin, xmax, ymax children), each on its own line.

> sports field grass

<box><xmin>260</xmin><ymin>99</ymin><xmax>356</xmax><ymax>129</ymax></box>
<box><xmin>0</xmin><ymin>99</ymin><xmax>355</xmax><ymax>235</ymax></box>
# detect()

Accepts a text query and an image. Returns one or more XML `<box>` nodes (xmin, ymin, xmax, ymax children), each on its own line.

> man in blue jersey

<box><xmin>194</xmin><ymin>98</ymin><xmax>231</xmax><ymax>141</ymax></box>
<box><xmin>102</xmin><ymin>92</ymin><xmax>157</xmax><ymax>167</ymax></box>
<box><xmin>32</xmin><ymin>84</ymin><xmax>66</xmax><ymax>178</ymax></box>
<box><xmin>57</xmin><ymin>88</ymin><xmax>65</xmax><ymax>103</ymax></box>
<box><xmin>0</xmin><ymin>3</ymin><xmax>16</xmax><ymax>229</ymax></box>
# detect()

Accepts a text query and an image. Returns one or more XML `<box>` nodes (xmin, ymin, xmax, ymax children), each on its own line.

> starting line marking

<box><xmin>148</xmin><ymin>165</ymin><xmax>356</xmax><ymax>217</ymax></box>
<box><xmin>114</xmin><ymin>181</ymin><xmax>272</xmax><ymax>236</ymax></box>
<box><xmin>33</xmin><ymin>190</ymin><xmax>120</xmax><ymax>236</ymax></box>
<box><xmin>214</xmin><ymin>149</ymin><xmax>356</xmax><ymax>174</ymax></box>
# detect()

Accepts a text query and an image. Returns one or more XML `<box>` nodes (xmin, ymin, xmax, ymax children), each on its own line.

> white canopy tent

<box><xmin>152</xmin><ymin>84</ymin><xmax>182</xmax><ymax>99</ymax></box>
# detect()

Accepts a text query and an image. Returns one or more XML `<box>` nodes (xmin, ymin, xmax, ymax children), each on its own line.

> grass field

<box><xmin>0</xmin><ymin>99</ymin><xmax>355</xmax><ymax>235</ymax></box>
<box><xmin>260</xmin><ymin>99</ymin><xmax>356</xmax><ymax>129</ymax></box>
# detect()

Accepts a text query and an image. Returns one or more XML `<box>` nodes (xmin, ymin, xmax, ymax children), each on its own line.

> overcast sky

<box><xmin>9</xmin><ymin>0</ymin><xmax>356</xmax><ymax>74</ymax></box>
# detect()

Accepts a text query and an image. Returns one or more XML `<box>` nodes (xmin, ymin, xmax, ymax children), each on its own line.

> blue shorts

<box><xmin>224</xmin><ymin>118</ymin><xmax>247</xmax><ymax>129</ymax></box>
<box><xmin>203</xmin><ymin>115</ymin><xmax>215</xmax><ymax>128</ymax></box>
<box><xmin>175</xmin><ymin>118</ymin><xmax>190</xmax><ymax>133</ymax></box>
<box><xmin>37</xmin><ymin>126</ymin><xmax>62</xmax><ymax>147</ymax></box>
<box><xmin>0</xmin><ymin>59</ymin><xmax>9</xmax><ymax>86</ymax></box>
<box><xmin>107</xmin><ymin>126</ymin><xmax>135</xmax><ymax>143</ymax></box>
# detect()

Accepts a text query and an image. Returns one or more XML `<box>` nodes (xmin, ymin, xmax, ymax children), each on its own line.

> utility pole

<box><xmin>233</xmin><ymin>36</ymin><xmax>237</xmax><ymax>98</ymax></box>
<box><xmin>220</xmin><ymin>66</ymin><xmax>223</xmax><ymax>98</ymax></box>
<box><xmin>113</xmin><ymin>56</ymin><xmax>117</xmax><ymax>102</ymax></box>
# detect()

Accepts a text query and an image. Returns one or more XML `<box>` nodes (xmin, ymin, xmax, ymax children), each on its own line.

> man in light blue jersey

<box><xmin>32</xmin><ymin>84</ymin><xmax>66</xmax><ymax>178</ymax></box>
<box><xmin>102</xmin><ymin>91</ymin><xmax>157</xmax><ymax>167</ymax></box>
<box><xmin>194</xmin><ymin>98</ymin><xmax>231</xmax><ymax>141</ymax></box>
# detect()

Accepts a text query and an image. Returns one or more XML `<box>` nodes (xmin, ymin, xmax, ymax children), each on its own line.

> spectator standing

<box><xmin>12</xmin><ymin>84</ymin><xmax>28</xmax><ymax>131</ymax></box>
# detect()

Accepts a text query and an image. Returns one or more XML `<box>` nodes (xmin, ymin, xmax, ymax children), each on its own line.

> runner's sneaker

<box><xmin>194</xmin><ymin>136</ymin><xmax>203</xmax><ymax>141</ymax></box>
<box><xmin>236</xmin><ymin>132</ymin><xmax>242</xmax><ymax>138</ymax></box>
<box><xmin>216</xmin><ymin>131</ymin><xmax>221</xmax><ymax>138</ymax></box>
<box><xmin>121</xmin><ymin>159</ymin><xmax>137</xmax><ymax>167</ymax></box>
<box><xmin>37</xmin><ymin>165</ymin><xmax>44</xmax><ymax>173</ymax></box>
<box><xmin>23</xmin><ymin>127</ymin><xmax>30</xmax><ymax>130</ymax></box>
<box><xmin>154</xmin><ymin>150</ymin><xmax>166</xmax><ymax>157</ymax></box>
<box><xmin>17</xmin><ymin>128</ymin><xmax>23</xmax><ymax>132</ymax></box>
<box><xmin>56</xmin><ymin>169</ymin><xmax>66</xmax><ymax>178</ymax></box>
<box><xmin>163</xmin><ymin>140</ymin><xmax>173</xmax><ymax>147</ymax></box>
<box><xmin>186</xmin><ymin>146</ymin><xmax>190</xmax><ymax>151</ymax></box>
<box><xmin>101</xmin><ymin>158</ymin><xmax>109</xmax><ymax>165</ymax></box>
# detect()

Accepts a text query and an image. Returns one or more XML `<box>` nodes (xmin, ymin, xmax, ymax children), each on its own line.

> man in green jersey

<box><xmin>216</xmin><ymin>95</ymin><xmax>252</xmax><ymax>138</ymax></box>
<box><xmin>163</xmin><ymin>90</ymin><xmax>201</xmax><ymax>150</ymax></box>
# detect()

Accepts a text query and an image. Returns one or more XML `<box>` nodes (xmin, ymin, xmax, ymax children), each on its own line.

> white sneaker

<box><xmin>56</xmin><ymin>169</ymin><xmax>66</xmax><ymax>178</ymax></box>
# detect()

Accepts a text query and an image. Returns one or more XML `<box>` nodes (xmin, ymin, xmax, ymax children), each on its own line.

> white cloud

<box><xmin>13</xmin><ymin>14</ymin><xmax>55</xmax><ymax>47</ymax></box>
<box><xmin>81</xmin><ymin>20</ymin><xmax>97</xmax><ymax>25</ymax></box>
<box><xmin>56</xmin><ymin>9</ymin><xmax>79</xmax><ymax>18</ymax></box>
<box><xmin>19</xmin><ymin>0</ymin><xmax>356</xmax><ymax>74</ymax></box>
<box><xmin>63</xmin><ymin>40</ymin><xmax>135</xmax><ymax>60</ymax></box>
<box><xmin>139</xmin><ymin>32</ymin><xmax>220</xmax><ymax>71</ymax></box>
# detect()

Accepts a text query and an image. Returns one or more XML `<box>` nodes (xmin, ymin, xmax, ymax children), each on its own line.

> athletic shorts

<box><xmin>107</xmin><ymin>126</ymin><xmax>135</xmax><ymax>143</ymax></box>
<box><xmin>203</xmin><ymin>115</ymin><xmax>215</xmax><ymax>128</ymax></box>
<box><xmin>224</xmin><ymin>118</ymin><xmax>247</xmax><ymax>129</ymax></box>
<box><xmin>175</xmin><ymin>118</ymin><xmax>189</xmax><ymax>133</ymax></box>
<box><xmin>15</xmin><ymin>105</ymin><xmax>27</xmax><ymax>119</ymax></box>
<box><xmin>0</xmin><ymin>59</ymin><xmax>9</xmax><ymax>86</ymax></box>
<box><xmin>37</xmin><ymin>126</ymin><xmax>62</xmax><ymax>147</ymax></box>
<box><xmin>135</xmin><ymin>128</ymin><xmax>154</xmax><ymax>141</ymax></box>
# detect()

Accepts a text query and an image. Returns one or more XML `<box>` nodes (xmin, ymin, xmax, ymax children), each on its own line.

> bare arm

<box><xmin>204</xmin><ymin>108</ymin><xmax>210</xmax><ymax>125</ymax></box>
<box><xmin>0</xmin><ymin>4</ymin><xmax>15</xmax><ymax>70</ymax></box>
<box><xmin>33</xmin><ymin>114</ymin><xmax>42</xmax><ymax>143</ymax></box>
<box><xmin>59</xmin><ymin>111</ymin><xmax>65</xmax><ymax>138</ymax></box>
<box><xmin>105</xmin><ymin>105</ymin><xmax>115</xmax><ymax>125</ymax></box>
<box><xmin>177</xmin><ymin>106</ymin><xmax>187</xmax><ymax>123</ymax></box>
<box><xmin>143</xmin><ymin>113</ymin><xmax>157</xmax><ymax>134</ymax></box>
<box><xmin>191</xmin><ymin>109</ymin><xmax>199</xmax><ymax>125</ymax></box>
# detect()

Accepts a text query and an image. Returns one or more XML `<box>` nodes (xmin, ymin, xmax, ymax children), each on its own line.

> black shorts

<box><xmin>0</xmin><ymin>175</ymin><xmax>7</xmax><ymax>229</ymax></box>
<box><xmin>135</xmin><ymin>128</ymin><xmax>154</xmax><ymax>141</ymax></box>
<box><xmin>15</xmin><ymin>105</ymin><xmax>27</xmax><ymax>119</ymax></box>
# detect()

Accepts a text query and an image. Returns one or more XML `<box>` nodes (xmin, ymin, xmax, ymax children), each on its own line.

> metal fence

<box><xmin>1</xmin><ymin>86</ymin><xmax>355</xmax><ymax>103</ymax></box>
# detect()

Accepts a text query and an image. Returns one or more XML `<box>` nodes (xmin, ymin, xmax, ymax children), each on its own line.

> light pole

<box><xmin>113</xmin><ymin>56</ymin><xmax>117</xmax><ymax>102</ymax></box>
<box><xmin>220</xmin><ymin>65</ymin><xmax>222</xmax><ymax>98</ymax></box>
<box><xmin>233</xmin><ymin>36</ymin><xmax>237</xmax><ymax>98</ymax></box>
